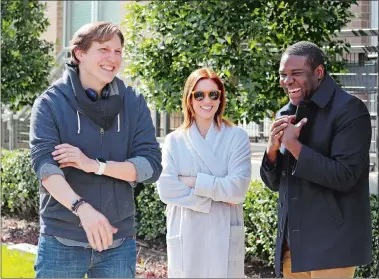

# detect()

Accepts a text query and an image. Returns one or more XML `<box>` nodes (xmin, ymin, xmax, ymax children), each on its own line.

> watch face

<box><xmin>97</xmin><ymin>158</ymin><xmax>106</xmax><ymax>163</ymax></box>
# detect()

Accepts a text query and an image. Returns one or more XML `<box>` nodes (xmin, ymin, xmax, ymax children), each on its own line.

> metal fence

<box><xmin>1</xmin><ymin>105</ymin><xmax>31</xmax><ymax>150</ymax></box>
<box><xmin>336</xmin><ymin>60</ymin><xmax>378</xmax><ymax>155</ymax></box>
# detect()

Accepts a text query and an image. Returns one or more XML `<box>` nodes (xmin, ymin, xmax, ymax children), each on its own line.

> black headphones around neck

<box><xmin>85</xmin><ymin>84</ymin><xmax>110</xmax><ymax>102</ymax></box>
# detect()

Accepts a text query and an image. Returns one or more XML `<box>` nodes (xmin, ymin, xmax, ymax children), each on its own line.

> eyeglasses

<box><xmin>191</xmin><ymin>90</ymin><xmax>221</xmax><ymax>101</ymax></box>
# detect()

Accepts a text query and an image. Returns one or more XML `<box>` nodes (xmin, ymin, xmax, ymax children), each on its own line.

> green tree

<box><xmin>123</xmin><ymin>0</ymin><xmax>355</xmax><ymax>123</ymax></box>
<box><xmin>1</xmin><ymin>0</ymin><xmax>54</xmax><ymax>110</ymax></box>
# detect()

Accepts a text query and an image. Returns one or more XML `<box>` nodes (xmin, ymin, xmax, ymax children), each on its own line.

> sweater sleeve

<box><xmin>29</xmin><ymin>96</ymin><xmax>64</xmax><ymax>182</ymax></box>
<box><xmin>128</xmin><ymin>92</ymin><xmax>162</xmax><ymax>183</ymax></box>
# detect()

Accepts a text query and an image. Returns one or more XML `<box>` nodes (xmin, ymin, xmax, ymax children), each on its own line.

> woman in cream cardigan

<box><xmin>157</xmin><ymin>68</ymin><xmax>252</xmax><ymax>278</ymax></box>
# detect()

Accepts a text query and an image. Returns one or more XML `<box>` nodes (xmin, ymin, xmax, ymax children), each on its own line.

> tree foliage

<box><xmin>1</xmin><ymin>0</ymin><xmax>54</xmax><ymax>110</ymax></box>
<box><xmin>123</xmin><ymin>0</ymin><xmax>356</xmax><ymax>123</ymax></box>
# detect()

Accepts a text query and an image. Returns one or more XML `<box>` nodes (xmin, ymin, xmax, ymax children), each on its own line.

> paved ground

<box><xmin>251</xmin><ymin>152</ymin><xmax>264</xmax><ymax>180</ymax></box>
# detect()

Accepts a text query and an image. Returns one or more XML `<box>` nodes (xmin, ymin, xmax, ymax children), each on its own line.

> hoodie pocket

<box><xmin>113</xmin><ymin>181</ymin><xmax>135</xmax><ymax>222</ymax></box>
<box><xmin>42</xmin><ymin>196</ymin><xmax>80</xmax><ymax>224</ymax></box>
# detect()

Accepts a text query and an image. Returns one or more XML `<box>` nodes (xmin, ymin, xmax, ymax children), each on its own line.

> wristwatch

<box><xmin>95</xmin><ymin>158</ymin><xmax>106</xmax><ymax>175</ymax></box>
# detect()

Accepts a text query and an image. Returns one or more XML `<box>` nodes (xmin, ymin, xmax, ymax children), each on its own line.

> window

<box><xmin>98</xmin><ymin>1</ymin><xmax>120</xmax><ymax>23</ymax></box>
<box><xmin>63</xmin><ymin>1</ymin><xmax>121</xmax><ymax>47</ymax></box>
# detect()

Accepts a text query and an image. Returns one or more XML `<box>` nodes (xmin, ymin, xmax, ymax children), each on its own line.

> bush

<box><xmin>355</xmin><ymin>194</ymin><xmax>379</xmax><ymax>278</ymax></box>
<box><xmin>1</xmin><ymin>149</ymin><xmax>39</xmax><ymax>217</ymax></box>
<box><xmin>244</xmin><ymin>180</ymin><xmax>278</xmax><ymax>266</ymax></box>
<box><xmin>134</xmin><ymin>183</ymin><xmax>166</xmax><ymax>241</ymax></box>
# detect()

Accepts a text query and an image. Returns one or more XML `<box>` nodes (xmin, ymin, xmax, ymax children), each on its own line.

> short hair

<box><xmin>70</xmin><ymin>22</ymin><xmax>124</xmax><ymax>64</ymax></box>
<box><xmin>180</xmin><ymin>68</ymin><xmax>232</xmax><ymax>130</ymax></box>
<box><xmin>282</xmin><ymin>41</ymin><xmax>326</xmax><ymax>71</ymax></box>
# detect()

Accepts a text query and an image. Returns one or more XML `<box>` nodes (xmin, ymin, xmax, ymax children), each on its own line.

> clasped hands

<box><xmin>267</xmin><ymin>115</ymin><xmax>307</xmax><ymax>154</ymax></box>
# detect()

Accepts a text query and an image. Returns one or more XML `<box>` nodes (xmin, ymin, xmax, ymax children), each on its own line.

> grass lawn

<box><xmin>1</xmin><ymin>245</ymin><xmax>35</xmax><ymax>278</ymax></box>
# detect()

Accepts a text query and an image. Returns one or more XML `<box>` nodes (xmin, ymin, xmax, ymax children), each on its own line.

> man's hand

<box><xmin>76</xmin><ymin>203</ymin><xmax>118</xmax><ymax>252</ymax></box>
<box><xmin>178</xmin><ymin>176</ymin><xmax>196</xmax><ymax>188</ymax></box>
<box><xmin>281</xmin><ymin>118</ymin><xmax>308</xmax><ymax>146</ymax></box>
<box><xmin>281</xmin><ymin>118</ymin><xmax>307</xmax><ymax>160</ymax></box>
<box><xmin>52</xmin><ymin>144</ymin><xmax>98</xmax><ymax>173</ymax></box>
<box><xmin>266</xmin><ymin>115</ymin><xmax>295</xmax><ymax>163</ymax></box>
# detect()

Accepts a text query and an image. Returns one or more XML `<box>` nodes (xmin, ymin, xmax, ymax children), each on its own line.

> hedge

<box><xmin>1</xmin><ymin>149</ymin><xmax>39</xmax><ymax>217</ymax></box>
<box><xmin>1</xmin><ymin>148</ymin><xmax>378</xmax><ymax>277</ymax></box>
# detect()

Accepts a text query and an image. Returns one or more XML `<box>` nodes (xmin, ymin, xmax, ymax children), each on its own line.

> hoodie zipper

<box><xmin>100</xmin><ymin>127</ymin><xmax>104</xmax><ymax>156</ymax></box>
<box><xmin>100</xmin><ymin>127</ymin><xmax>104</xmax><ymax>214</ymax></box>
<box><xmin>78</xmin><ymin>110</ymin><xmax>105</xmax><ymax>213</ymax></box>
<box><xmin>77</xmin><ymin>111</ymin><xmax>104</xmax><ymax>144</ymax></box>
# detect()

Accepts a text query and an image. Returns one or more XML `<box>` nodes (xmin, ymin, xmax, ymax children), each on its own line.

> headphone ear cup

<box><xmin>85</xmin><ymin>89</ymin><xmax>98</xmax><ymax>102</ymax></box>
<box><xmin>101</xmin><ymin>84</ymin><xmax>110</xmax><ymax>100</ymax></box>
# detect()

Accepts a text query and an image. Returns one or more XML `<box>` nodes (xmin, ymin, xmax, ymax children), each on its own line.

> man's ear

<box><xmin>315</xmin><ymin>64</ymin><xmax>325</xmax><ymax>80</ymax></box>
<box><xmin>73</xmin><ymin>47</ymin><xmax>85</xmax><ymax>63</ymax></box>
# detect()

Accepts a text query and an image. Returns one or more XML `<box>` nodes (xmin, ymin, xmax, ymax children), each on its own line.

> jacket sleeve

<box><xmin>260</xmin><ymin>150</ymin><xmax>282</xmax><ymax>192</ymax></box>
<box><xmin>292</xmin><ymin>97</ymin><xmax>371</xmax><ymax>192</ymax></box>
<box><xmin>156</xmin><ymin>136</ymin><xmax>212</xmax><ymax>213</ymax></box>
<box><xmin>193</xmin><ymin>129</ymin><xmax>252</xmax><ymax>204</ymax></box>
<box><xmin>128</xmin><ymin>93</ymin><xmax>162</xmax><ymax>184</ymax></box>
<box><xmin>29</xmin><ymin>96</ymin><xmax>65</xmax><ymax>182</ymax></box>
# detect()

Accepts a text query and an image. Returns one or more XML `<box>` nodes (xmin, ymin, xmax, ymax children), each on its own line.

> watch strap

<box><xmin>71</xmin><ymin>198</ymin><xmax>86</xmax><ymax>216</ymax></box>
<box><xmin>95</xmin><ymin>158</ymin><xmax>106</xmax><ymax>175</ymax></box>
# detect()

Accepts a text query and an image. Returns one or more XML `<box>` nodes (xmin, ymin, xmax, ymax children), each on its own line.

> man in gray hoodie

<box><xmin>30</xmin><ymin>22</ymin><xmax>162</xmax><ymax>278</ymax></box>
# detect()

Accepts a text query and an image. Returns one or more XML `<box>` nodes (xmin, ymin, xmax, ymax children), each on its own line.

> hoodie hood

<box><xmin>53</xmin><ymin>63</ymin><xmax>123</xmax><ymax>132</ymax></box>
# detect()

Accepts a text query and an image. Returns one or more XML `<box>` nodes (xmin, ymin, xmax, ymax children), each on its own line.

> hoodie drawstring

<box><xmin>77</xmin><ymin>111</ymin><xmax>81</xmax><ymax>134</ymax></box>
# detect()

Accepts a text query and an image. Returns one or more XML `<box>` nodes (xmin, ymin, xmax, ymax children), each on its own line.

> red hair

<box><xmin>180</xmin><ymin>68</ymin><xmax>232</xmax><ymax>130</ymax></box>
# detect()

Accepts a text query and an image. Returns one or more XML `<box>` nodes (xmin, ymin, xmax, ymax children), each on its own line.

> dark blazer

<box><xmin>260</xmin><ymin>74</ymin><xmax>372</xmax><ymax>276</ymax></box>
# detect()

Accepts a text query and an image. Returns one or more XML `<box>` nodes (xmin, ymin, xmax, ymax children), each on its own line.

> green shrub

<box><xmin>1</xmin><ymin>149</ymin><xmax>39</xmax><ymax>217</ymax></box>
<box><xmin>134</xmin><ymin>183</ymin><xmax>166</xmax><ymax>241</ymax></box>
<box><xmin>355</xmin><ymin>194</ymin><xmax>379</xmax><ymax>278</ymax></box>
<box><xmin>244</xmin><ymin>180</ymin><xmax>278</xmax><ymax>266</ymax></box>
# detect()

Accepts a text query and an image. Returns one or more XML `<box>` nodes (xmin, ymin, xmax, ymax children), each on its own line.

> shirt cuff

<box><xmin>126</xmin><ymin>156</ymin><xmax>153</xmax><ymax>183</ymax></box>
<box><xmin>39</xmin><ymin>163</ymin><xmax>65</xmax><ymax>181</ymax></box>
<box><xmin>262</xmin><ymin>151</ymin><xmax>278</xmax><ymax>172</ymax></box>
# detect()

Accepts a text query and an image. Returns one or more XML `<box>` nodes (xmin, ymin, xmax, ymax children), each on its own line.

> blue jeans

<box><xmin>34</xmin><ymin>234</ymin><xmax>136</xmax><ymax>278</ymax></box>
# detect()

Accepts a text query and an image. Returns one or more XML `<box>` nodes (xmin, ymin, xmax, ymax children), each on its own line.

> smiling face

<box><xmin>279</xmin><ymin>54</ymin><xmax>324</xmax><ymax>106</ymax></box>
<box><xmin>75</xmin><ymin>34</ymin><xmax>122</xmax><ymax>93</ymax></box>
<box><xmin>191</xmin><ymin>79</ymin><xmax>221</xmax><ymax>124</ymax></box>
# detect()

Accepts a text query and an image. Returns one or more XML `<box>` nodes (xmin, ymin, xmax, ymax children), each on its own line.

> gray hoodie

<box><xmin>29</xmin><ymin>66</ymin><xmax>162</xmax><ymax>242</ymax></box>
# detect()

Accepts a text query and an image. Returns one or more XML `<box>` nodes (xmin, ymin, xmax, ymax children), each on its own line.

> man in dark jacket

<box><xmin>30</xmin><ymin>22</ymin><xmax>162</xmax><ymax>278</ymax></box>
<box><xmin>260</xmin><ymin>41</ymin><xmax>372</xmax><ymax>278</ymax></box>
